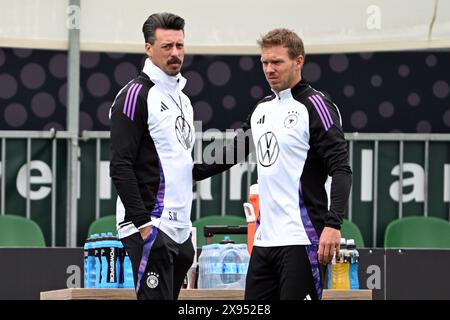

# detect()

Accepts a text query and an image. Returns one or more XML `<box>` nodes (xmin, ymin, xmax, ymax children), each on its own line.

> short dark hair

<box><xmin>142</xmin><ymin>12</ymin><xmax>185</xmax><ymax>44</ymax></box>
<box><xmin>257</xmin><ymin>28</ymin><xmax>305</xmax><ymax>59</ymax></box>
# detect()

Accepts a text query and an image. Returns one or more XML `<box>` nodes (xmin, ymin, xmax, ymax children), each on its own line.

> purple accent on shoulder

<box><xmin>315</xmin><ymin>95</ymin><xmax>334</xmax><ymax>128</ymax></box>
<box><xmin>129</xmin><ymin>84</ymin><xmax>143</xmax><ymax>121</ymax></box>
<box><xmin>126</xmin><ymin>83</ymin><xmax>140</xmax><ymax>118</ymax></box>
<box><xmin>308</xmin><ymin>95</ymin><xmax>330</xmax><ymax>130</ymax></box>
<box><xmin>299</xmin><ymin>182</ymin><xmax>322</xmax><ymax>299</ymax></box>
<box><xmin>150</xmin><ymin>161</ymin><xmax>165</xmax><ymax>219</ymax></box>
<box><xmin>123</xmin><ymin>83</ymin><xmax>137</xmax><ymax>116</ymax></box>
<box><xmin>136</xmin><ymin>228</ymin><xmax>159</xmax><ymax>293</ymax></box>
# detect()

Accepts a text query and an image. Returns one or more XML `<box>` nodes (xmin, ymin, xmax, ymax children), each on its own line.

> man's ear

<box><xmin>144</xmin><ymin>43</ymin><xmax>153</xmax><ymax>58</ymax></box>
<box><xmin>296</xmin><ymin>55</ymin><xmax>304</xmax><ymax>70</ymax></box>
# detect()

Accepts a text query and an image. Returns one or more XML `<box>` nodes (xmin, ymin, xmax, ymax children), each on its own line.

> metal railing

<box><xmin>346</xmin><ymin>133</ymin><xmax>450</xmax><ymax>246</ymax></box>
<box><xmin>1</xmin><ymin>130</ymin><xmax>449</xmax><ymax>247</ymax></box>
<box><xmin>0</xmin><ymin>130</ymin><xmax>76</xmax><ymax>246</ymax></box>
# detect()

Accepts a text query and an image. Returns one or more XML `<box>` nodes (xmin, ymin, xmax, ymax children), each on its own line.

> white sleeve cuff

<box><xmin>137</xmin><ymin>221</ymin><xmax>153</xmax><ymax>230</ymax></box>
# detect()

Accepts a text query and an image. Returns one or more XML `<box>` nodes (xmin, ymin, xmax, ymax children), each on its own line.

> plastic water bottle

<box><xmin>198</xmin><ymin>244</ymin><xmax>222</xmax><ymax>288</ymax></box>
<box><xmin>347</xmin><ymin>239</ymin><xmax>360</xmax><ymax>289</ymax></box>
<box><xmin>209</xmin><ymin>244</ymin><xmax>222</xmax><ymax>288</ymax></box>
<box><xmin>220</xmin><ymin>239</ymin><xmax>240</xmax><ymax>286</ymax></box>
<box><xmin>122</xmin><ymin>250</ymin><xmax>134</xmax><ymax>288</ymax></box>
<box><xmin>97</xmin><ymin>233</ymin><xmax>121</xmax><ymax>288</ymax></box>
<box><xmin>117</xmin><ymin>241</ymin><xmax>134</xmax><ymax>288</ymax></box>
<box><xmin>236</xmin><ymin>243</ymin><xmax>250</xmax><ymax>288</ymax></box>
<box><xmin>328</xmin><ymin>238</ymin><xmax>350</xmax><ymax>289</ymax></box>
<box><xmin>83</xmin><ymin>234</ymin><xmax>98</xmax><ymax>288</ymax></box>
<box><xmin>197</xmin><ymin>244</ymin><xmax>211</xmax><ymax>289</ymax></box>
<box><xmin>94</xmin><ymin>234</ymin><xmax>103</xmax><ymax>288</ymax></box>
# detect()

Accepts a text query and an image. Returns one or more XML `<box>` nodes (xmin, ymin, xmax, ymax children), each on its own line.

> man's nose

<box><xmin>266</xmin><ymin>63</ymin><xmax>275</xmax><ymax>73</ymax></box>
<box><xmin>170</xmin><ymin>46</ymin><xmax>180</xmax><ymax>56</ymax></box>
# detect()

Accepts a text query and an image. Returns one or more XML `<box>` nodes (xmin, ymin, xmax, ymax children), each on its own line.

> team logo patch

<box><xmin>146</xmin><ymin>272</ymin><xmax>159</xmax><ymax>289</ymax></box>
<box><xmin>284</xmin><ymin>111</ymin><xmax>299</xmax><ymax>128</ymax></box>
<box><xmin>175</xmin><ymin>116</ymin><xmax>192</xmax><ymax>150</ymax></box>
<box><xmin>257</xmin><ymin>131</ymin><xmax>279</xmax><ymax>167</ymax></box>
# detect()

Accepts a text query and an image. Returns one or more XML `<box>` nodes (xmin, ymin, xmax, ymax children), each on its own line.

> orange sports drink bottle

<box><xmin>243</xmin><ymin>184</ymin><xmax>259</xmax><ymax>254</ymax></box>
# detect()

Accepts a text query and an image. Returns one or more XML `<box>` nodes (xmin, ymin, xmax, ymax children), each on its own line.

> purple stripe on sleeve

<box><xmin>129</xmin><ymin>84</ymin><xmax>143</xmax><ymax>121</ymax></box>
<box><xmin>308</xmin><ymin>95</ymin><xmax>330</xmax><ymax>130</ymax></box>
<box><xmin>136</xmin><ymin>228</ymin><xmax>159</xmax><ymax>293</ymax></box>
<box><xmin>123</xmin><ymin>83</ymin><xmax>137</xmax><ymax>116</ymax></box>
<box><xmin>150</xmin><ymin>160</ymin><xmax>165</xmax><ymax>219</ymax></box>
<box><xmin>299</xmin><ymin>182</ymin><xmax>323</xmax><ymax>299</ymax></box>
<box><xmin>315</xmin><ymin>95</ymin><xmax>334</xmax><ymax>128</ymax></box>
<box><xmin>126</xmin><ymin>83</ymin><xmax>140</xmax><ymax>118</ymax></box>
<box><xmin>311</xmin><ymin>95</ymin><xmax>331</xmax><ymax>130</ymax></box>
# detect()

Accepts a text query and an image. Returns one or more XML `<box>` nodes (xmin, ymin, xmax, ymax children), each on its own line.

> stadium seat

<box><xmin>384</xmin><ymin>216</ymin><xmax>450</xmax><ymax>248</ymax></box>
<box><xmin>87</xmin><ymin>215</ymin><xmax>117</xmax><ymax>237</ymax></box>
<box><xmin>192</xmin><ymin>215</ymin><xmax>248</xmax><ymax>247</ymax></box>
<box><xmin>341</xmin><ymin>219</ymin><xmax>365</xmax><ymax>248</ymax></box>
<box><xmin>0</xmin><ymin>214</ymin><xmax>46</xmax><ymax>247</ymax></box>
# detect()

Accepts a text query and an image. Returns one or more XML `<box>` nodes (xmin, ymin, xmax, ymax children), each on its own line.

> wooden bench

<box><xmin>40</xmin><ymin>288</ymin><xmax>372</xmax><ymax>300</ymax></box>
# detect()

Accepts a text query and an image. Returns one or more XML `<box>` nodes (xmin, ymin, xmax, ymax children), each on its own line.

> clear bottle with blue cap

<box><xmin>236</xmin><ymin>243</ymin><xmax>250</xmax><ymax>288</ymax></box>
<box><xmin>219</xmin><ymin>237</ymin><xmax>240</xmax><ymax>287</ymax></box>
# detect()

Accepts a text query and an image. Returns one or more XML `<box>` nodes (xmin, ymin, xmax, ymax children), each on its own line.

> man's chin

<box><xmin>270</xmin><ymin>84</ymin><xmax>281</xmax><ymax>92</ymax></box>
<box><xmin>165</xmin><ymin>68</ymin><xmax>181</xmax><ymax>76</ymax></box>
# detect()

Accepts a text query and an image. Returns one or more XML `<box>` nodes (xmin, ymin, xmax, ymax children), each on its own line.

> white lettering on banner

<box><xmin>202</xmin><ymin>133</ymin><xmax>225</xmax><ymax>165</ymax></box>
<box><xmin>66</xmin><ymin>265</ymin><xmax>81</xmax><ymax>288</ymax></box>
<box><xmin>361</xmin><ymin>149</ymin><xmax>373</xmax><ymax>201</ymax></box>
<box><xmin>229</xmin><ymin>163</ymin><xmax>256</xmax><ymax>200</ymax></box>
<box><xmin>366</xmin><ymin>265</ymin><xmax>381</xmax><ymax>290</ymax></box>
<box><xmin>16</xmin><ymin>161</ymin><xmax>52</xmax><ymax>200</ymax></box>
<box><xmin>444</xmin><ymin>165</ymin><xmax>450</xmax><ymax>202</ymax></box>
<box><xmin>100</xmin><ymin>161</ymin><xmax>111</xmax><ymax>199</ymax></box>
<box><xmin>195</xmin><ymin>178</ymin><xmax>213</xmax><ymax>200</ymax></box>
<box><xmin>389</xmin><ymin>163</ymin><xmax>424</xmax><ymax>202</ymax></box>
<box><xmin>366</xmin><ymin>5</ymin><xmax>381</xmax><ymax>30</ymax></box>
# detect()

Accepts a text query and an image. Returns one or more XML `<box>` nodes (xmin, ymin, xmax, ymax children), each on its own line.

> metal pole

<box><xmin>67</xmin><ymin>0</ymin><xmax>81</xmax><ymax>247</ymax></box>
<box><xmin>221</xmin><ymin>172</ymin><xmax>227</xmax><ymax>216</ymax></box>
<box><xmin>246</xmin><ymin>161</ymin><xmax>251</xmax><ymax>200</ymax></box>
<box><xmin>95</xmin><ymin>139</ymin><xmax>100</xmax><ymax>220</ymax></box>
<box><xmin>348</xmin><ymin>140</ymin><xmax>353</xmax><ymax>221</ymax></box>
<box><xmin>399</xmin><ymin>141</ymin><xmax>404</xmax><ymax>219</ymax></box>
<box><xmin>195</xmin><ymin>134</ymin><xmax>202</xmax><ymax>220</ymax></box>
<box><xmin>26</xmin><ymin>138</ymin><xmax>31</xmax><ymax>219</ymax></box>
<box><xmin>221</xmin><ymin>133</ymin><xmax>227</xmax><ymax>216</ymax></box>
<box><xmin>373</xmin><ymin>141</ymin><xmax>379</xmax><ymax>247</ymax></box>
<box><xmin>1</xmin><ymin>138</ymin><xmax>5</xmax><ymax>214</ymax></box>
<box><xmin>51</xmin><ymin>137</ymin><xmax>57</xmax><ymax>247</ymax></box>
<box><xmin>424</xmin><ymin>140</ymin><xmax>429</xmax><ymax>217</ymax></box>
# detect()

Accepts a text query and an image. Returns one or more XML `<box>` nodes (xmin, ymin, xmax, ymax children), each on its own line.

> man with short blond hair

<box><xmin>194</xmin><ymin>28</ymin><xmax>352</xmax><ymax>300</ymax></box>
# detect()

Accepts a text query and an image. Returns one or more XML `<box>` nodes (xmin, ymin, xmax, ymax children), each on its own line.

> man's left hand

<box><xmin>317</xmin><ymin>227</ymin><xmax>341</xmax><ymax>265</ymax></box>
